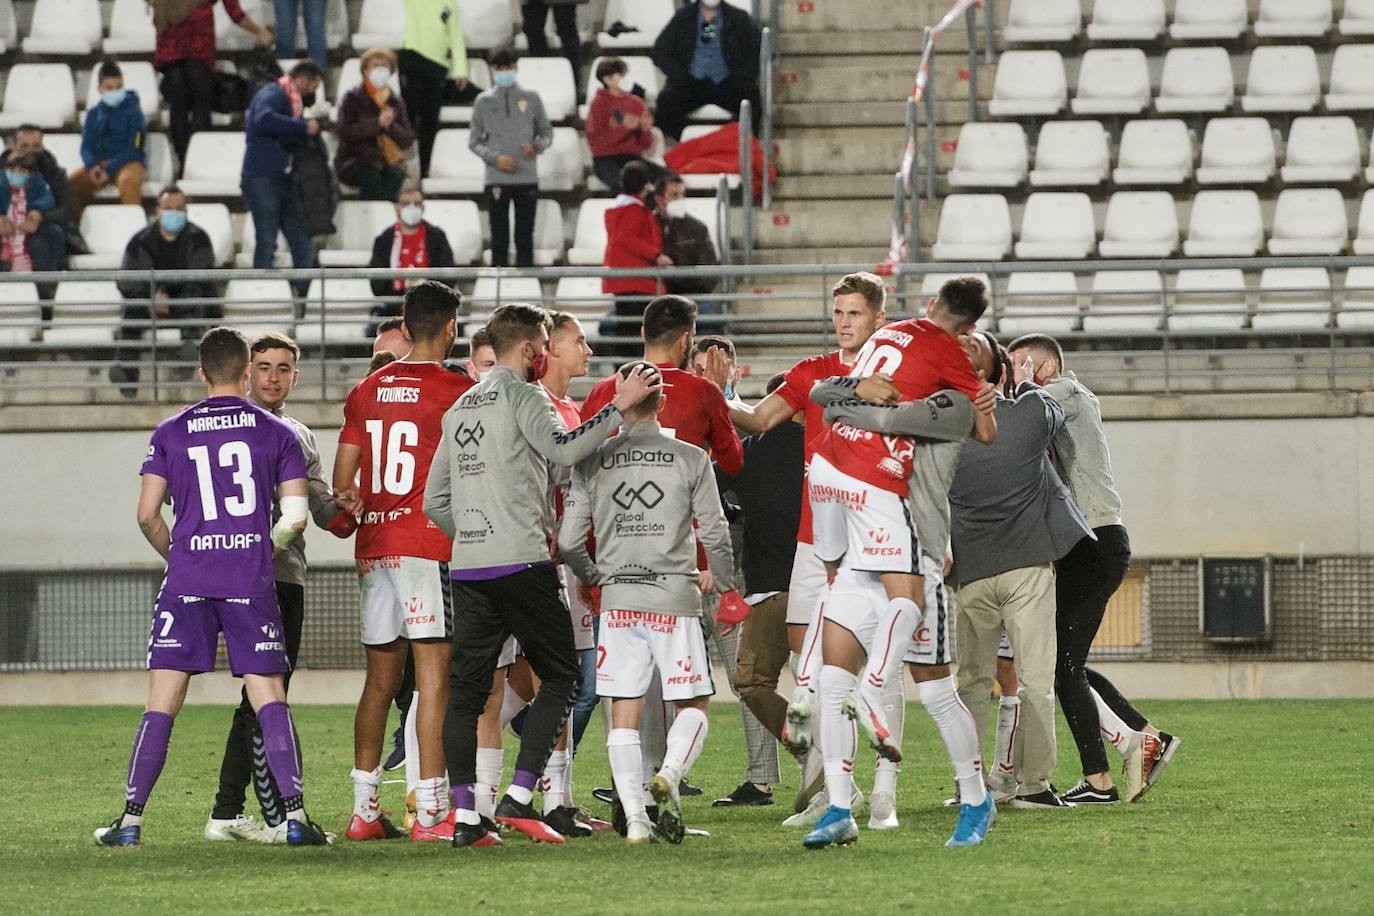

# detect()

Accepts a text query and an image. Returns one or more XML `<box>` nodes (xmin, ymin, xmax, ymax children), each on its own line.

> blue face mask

<box><xmin>724</xmin><ymin>383</ymin><xmax>735</xmax><ymax>401</ymax></box>
<box><xmin>493</xmin><ymin>70</ymin><xmax>517</xmax><ymax>88</ymax></box>
<box><xmin>101</xmin><ymin>88</ymin><xmax>128</xmax><ymax>108</ymax></box>
<box><xmin>5</xmin><ymin>170</ymin><xmax>28</xmax><ymax>189</ymax></box>
<box><xmin>160</xmin><ymin>209</ymin><xmax>187</xmax><ymax>234</ymax></box>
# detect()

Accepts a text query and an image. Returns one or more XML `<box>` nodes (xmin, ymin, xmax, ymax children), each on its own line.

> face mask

<box><xmin>702</xmin><ymin>0</ymin><xmax>721</xmax><ymax>7</ymax></box>
<box><xmin>477</xmin><ymin>368</ymin><xmax>492</xmax><ymax>382</ymax></box>
<box><xmin>724</xmin><ymin>382</ymin><xmax>735</xmax><ymax>400</ymax></box>
<box><xmin>301</xmin><ymin>91</ymin><xmax>317</xmax><ymax>107</ymax></box>
<box><xmin>493</xmin><ymin>70</ymin><xmax>517</xmax><ymax>88</ymax></box>
<box><xmin>399</xmin><ymin>203</ymin><xmax>423</xmax><ymax>227</ymax></box>
<box><xmin>665</xmin><ymin>199</ymin><xmax>689</xmax><ymax>220</ymax></box>
<box><xmin>101</xmin><ymin>88</ymin><xmax>127</xmax><ymax>108</ymax></box>
<box><xmin>160</xmin><ymin>209</ymin><xmax>187</xmax><ymax>234</ymax></box>
<box><xmin>367</xmin><ymin>66</ymin><xmax>392</xmax><ymax>89</ymax></box>
<box><xmin>5</xmin><ymin>170</ymin><xmax>28</xmax><ymax>188</ymax></box>
<box><xmin>528</xmin><ymin>347</ymin><xmax>549</xmax><ymax>382</ymax></box>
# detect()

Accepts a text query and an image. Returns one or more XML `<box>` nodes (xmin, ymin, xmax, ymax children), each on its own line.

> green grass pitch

<box><xmin>4</xmin><ymin>699</ymin><xmax>1370</xmax><ymax>915</ymax></box>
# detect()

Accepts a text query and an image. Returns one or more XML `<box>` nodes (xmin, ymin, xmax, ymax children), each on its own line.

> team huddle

<box><xmin>96</xmin><ymin>272</ymin><xmax>1179</xmax><ymax>850</ymax></box>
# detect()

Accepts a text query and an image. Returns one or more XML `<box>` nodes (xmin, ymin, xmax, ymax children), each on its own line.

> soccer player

<box><xmin>373</xmin><ymin>317</ymin><xmax>409</xmax><ymax>362</ymax></box>
<box><xmin>96</xmin><ymin>327</ymin><xmax>328</xmax><ymax>847</ymax></box>
<box><xmin>424</xmin><ymin>303</ymin><xmax>658</xmax><ymax>847</ymax></box>
<box><xmin>205</xmin><ymin>333</ymin><xmax>354</xmax><ymax>844</ymax></box>
<box><xmin>560</xmin><ymin>361</ymin><xmax>751</xmax><ymax>844</ymax></box>
<box><xmin>333</xmin><ymin>281</ymin><xmax>473</xmax><ymax>842</ymax></box>
<box><xmin>465</xmin><ymin>328</ymin><xmax>496</xmax><ymax>380</ymax></box>
<box><xmin>1006</xmin><ymin>334</ymin><xmax>1180</xmax><ymax>802</ymax></box>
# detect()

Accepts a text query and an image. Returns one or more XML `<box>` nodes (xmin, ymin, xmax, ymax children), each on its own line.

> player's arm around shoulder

<box><xmin>422</xmin><ymin>404</ymin><xmax>458</xmax><ymax>540</ymax></box>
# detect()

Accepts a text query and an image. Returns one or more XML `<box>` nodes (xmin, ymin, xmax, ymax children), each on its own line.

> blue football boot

<box><xmin>802</xmin><ymin>805</ymin><xmax>859</xmax><ymax>849</ymax></box>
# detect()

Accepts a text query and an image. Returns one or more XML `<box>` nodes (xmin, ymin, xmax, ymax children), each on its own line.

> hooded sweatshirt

<box><xmin>601</xmin><ymin>193</ymin><xmax>662</xmax><ymax>296</ymax></box>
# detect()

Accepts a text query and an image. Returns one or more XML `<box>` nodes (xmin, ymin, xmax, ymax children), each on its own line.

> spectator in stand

<box><xmin>470</xmin><ymin>48</ymin><xmax>551</xmax><ymax>268</ymax></box>
<box><xmin>0</xmin><ymin>154</ymin><xmax>67</xmax><ymax>285</ymax></box>
<box><xmin>652</xmin><ymin>0</ymin><xmax>761</xmax><ymax>142</ymax></box>
<box><xmin>109</xmin><ymin>186</ymin><xmax>218</xmax><ymax>396</ymax></box>
<box><xmin>521</xmin><ymin>0</ymin><xmax>583</xmax><ymax>86</ymax></box>
<box><xmin>153</xmin><ymin>0</ymin><xmax>273</xmax><ymax>174</ymax></box>
<box><xmin>242</xmin><ymin>61</ymin><xmax>323</xmax><ymax>297</ymax></box>
<box><xmin>602</xmin><ymin>160</ymin><xmax>667</xmax><ymax>342</ymax></box>
<box><xmin>586</xmin><ymin>57</ymin><xmax>663</xmax><ymax>192</ymax></box>
<box><xmin>655</xmin><ymin>170</ymin><xmax>718</xmax><ymax>299</ymax></box>
<box><xmin>274</xmin><ymin>0</ymin><xmax>327</xmax><ymax>69</ymax></box>
<box><xmin>400</xmin><ymin>0</ymin><xmax>469</xmax><ymax>177</ymax></box>
<box><xmin>368</xmin><ymin>187</ymin><xmax>457</xmax><ymax>320</ymax></box>
<box><xmin>69</xmin><ymin>62</ymin><xmax>148</xmax><ymax>223</ymax></box>
<box><xmin>336</xmin><ymin>48</ymin><xmax>417</xmax><ymax>201</ymax></box>
<box><xmin>0</xmin><ymin>129</ymin><xmax>73</xmax><ymax>302</ymax></box>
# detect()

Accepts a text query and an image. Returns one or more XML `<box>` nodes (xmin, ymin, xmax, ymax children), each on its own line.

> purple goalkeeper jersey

<box><xmin>141</xmin><ymin>396</ymin><xmax>308</xmax><ymax>599</ymax></box>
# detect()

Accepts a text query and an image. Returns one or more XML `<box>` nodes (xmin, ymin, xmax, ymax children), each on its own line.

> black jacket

<box><xmin>367</xmin><ymin>221</ymin><xmax>458</xmax><ymax>302</ymax></box>
<box><xmin>716</xmin><ymin>420</ymin><xmax>804</xmax><ymax>594</ymax></box>
<box><xmin>117</xmin><ymin>221</ymin><xmax>217</xmax><ymax>302</ymax></box>
<box><xmin>652</xmin><ymin>1</ymin><xmax>761</xmax><ymax>85</ymax></box>
<box><xmin>661</xmin><ymin>213</ymin><xmax>718</xmax><ymax>295</ymax></box>
<box><xmin>0</xmin><ymin>148</ymin><xmax>72</xmax><ymax>231</ymax></box>
<box><xmin>286</xmin><ymin>133</ymin><xmax>338</xmax><ymax>237</ymax></box>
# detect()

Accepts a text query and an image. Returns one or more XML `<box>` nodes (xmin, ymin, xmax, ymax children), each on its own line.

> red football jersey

<box><xmin>339</xmin><ymin>361</ymin><xmax>473</xmax><ymax>560</ymax></box>
<box><xmin>814</xmin><ymin>318</ymin><xmax>982</xmax><ymax>495</ymax></box>
<box><xmin>581</xmin><ymin>363</ymin><xmax>744</xmax><ymax>475</ymax></box>
<box><xmin>773</xmin><ymin>349</ymin><xmax>853</xmax><ymax>544</ymax></box>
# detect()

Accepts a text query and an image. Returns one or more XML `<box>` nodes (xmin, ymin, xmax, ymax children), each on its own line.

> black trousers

<box><xmin>211</xmin><ymin>581</ymin><xmax>305</xmax><ymax>822</ymax></box>
<box><xmin>486</xmin><ymin>183</ymin><xmax>539</xmax><ymax>267</ymax></box>
<box><xmin>592</xmin><ymin>155</ymin><xmax>664</xmax><ymax>193</ymax></box>
<box><xmin>399</xmin><ymin>49</ymin><xmax>448</xmax><ymax>177</ymax></box>
<box><xmin>522</xmin><ymin>1</ymin><xmax>581</xmax><ymax>84</ymax></box>
<box><xmin>655</xmin><ymin>74</ymin><xmax>762</xmax><ymax>142</ymax></box>
<box><xmin>159</xmin><ymin>59</ymin><xmax>214</xmax><ymax>174</ymax></box>
<box><xmin>1055</xmin><ymin>525</ymin><xmax>1132</xmax><ymax>776</ymax></box>
<box><xmin>445</xmin><ymin>564</ymin><xmax>579</xmax><ymax>787</ymax></box>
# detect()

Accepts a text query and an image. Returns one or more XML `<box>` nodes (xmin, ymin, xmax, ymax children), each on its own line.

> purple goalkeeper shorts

<box><xmin>147</xmin><ymin>589</ymin><xmax>290</xmax><ymax>677</ymax></box>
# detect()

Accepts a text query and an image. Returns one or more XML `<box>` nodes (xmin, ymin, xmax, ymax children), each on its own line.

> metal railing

<box><xmin>760</xmin><ymin>25</ymin><xmax>775</xmax><ymax>212</ymax></box>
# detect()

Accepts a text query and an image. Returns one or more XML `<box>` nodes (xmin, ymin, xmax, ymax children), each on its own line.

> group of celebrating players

<box><xmin>95</xmin><ymin>269</ymin><xmax>1177</xmax><ymax>851</ymax></box>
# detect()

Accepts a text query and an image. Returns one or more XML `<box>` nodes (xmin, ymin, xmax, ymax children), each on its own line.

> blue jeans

<box><xmin>570</xmin><ymin>645</ymin><xmax>599</xmax><ymax>750</ymax></box>
<box><xmin>274</xmin><ymin>0</ymin><xmax>327</xmax><ymax>69</ymax></box>
<box><xmin>241</xmin><ymin>173</ymin><xmax>315</xmax><ymax>297</ymax></box>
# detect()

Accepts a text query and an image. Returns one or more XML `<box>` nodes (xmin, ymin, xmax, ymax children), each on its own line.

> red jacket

<box><xmin>586</xmin><ymin>89</ymin><xmax>654</xmax><ymax>159</ymax></box>
<box><xmin>602</xmin><ymin>195</ymin><xmax>661</xmax><ymax>296</ymax></box>
<box><xmin>664</xmin><ymin>121</ymin><xmax>776</xmax><ymax>203</ymax></box>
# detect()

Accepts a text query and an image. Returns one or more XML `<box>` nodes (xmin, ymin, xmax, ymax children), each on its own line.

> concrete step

<box><xmin>776</xmin><ymin>0</ymin><xmax>1008</xmax><ymax>39</ymax></box>
<box><xmin>773</xmin><ymin>125</ymin><xmax>959</xmax><ymax>176</ymax></box>
<box><xmin>748</xmin><ymin>246</ymin><xmax>887</xmax><ymax>264</ymax></box>
<box><xmin>773</xmin><ymin>58</ymin><xmax>991</xmax><ymax>106</ymax></box>
<box><xmin>775</xmin><ymin>98</ymin><xmax>975</xmax><ymax>128</ymax></box>
<box><xmin>773</xmin><ymin>174</ymin><xmax>898</xmax><ymax>198</ymax></box>
<box><xmin>751</xmin><ymin>198</ymin><xmax>892</xmax><ymax>248</ymax></box>
<box><xmin>782</xmin><ymin>28</ymin><xmax>999</xmax><ymax>57</ymax></box>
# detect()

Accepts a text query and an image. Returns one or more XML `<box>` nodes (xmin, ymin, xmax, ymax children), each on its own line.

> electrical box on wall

<box><xmin>1199</xmin><ymin>556</ymin><xmax>1271</xmax><ymax>643</ymax></box>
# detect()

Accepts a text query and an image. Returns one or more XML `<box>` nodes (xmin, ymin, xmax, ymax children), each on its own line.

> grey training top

<box><xmin>1041</xmin><ymin>370</ymin><xmax>1124</xmax><ymax>531</ymax></box>
<box><xmin>253</xmin><ymin>400</ymin><xmax>341</xmax><ymax>587</ymax></box>
<box><xmin>468</xmin><ymin>84</ymin><xmax>553</xmax><ymax>186</ymax></box>
<box><xmin>424</xmin><ymin>364</ymin><xmax>624</xmax><ymax>570</ymax></box>
<box><xmin>559</xmin><ymin>419</ymin><xmax>736</xmax><ymax>616</ymax></box>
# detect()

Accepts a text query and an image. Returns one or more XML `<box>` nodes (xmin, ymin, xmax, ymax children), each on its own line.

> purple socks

<box><xmin>256</xmin><ymin>701</ymin><xmax>304</xmax><ymax>810</ymax></box>
<box><xmin>124</xmin><ymin>710</ymin><xmax>173</xmax><ymax>816</ymax></box>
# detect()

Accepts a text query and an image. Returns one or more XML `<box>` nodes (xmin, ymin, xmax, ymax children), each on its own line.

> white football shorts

<box><xmin>356</xmin><ymin>556</ymin><xmax>452</xmax><ymax>646</ymax></box>
<box><xmin>595</xmin><ymin>610</ymin><xmax>715</xmax><ymax>702</ymax></box>
<box><xmin>808</xmin><ymin>454</ymin><xmax>919</xmax><ymax>575</ymax></box>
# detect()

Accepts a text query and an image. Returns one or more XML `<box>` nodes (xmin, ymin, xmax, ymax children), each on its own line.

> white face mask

<box><xmin>368</xmin><ymin>66</ymin><xmax>392</xmax><ymax>89</ymax></box>
<box><xmin>702</xmin><ymin>0</ymin><xmax>721</xmax><ymax>7</ymax></box>
<box><xmin>477</xmin><ymin>369</ymin><xmax>493</xmax><ymax>382</ymax></box>
<box><xmin>665</xmin><ymin>199</ymin><xmax>689</xmax><ymax>220</ymax></box>
<box><xmin>399</xmin><ymin>203</ymin><xmax>423</xmax><ymax>227</ymax></box>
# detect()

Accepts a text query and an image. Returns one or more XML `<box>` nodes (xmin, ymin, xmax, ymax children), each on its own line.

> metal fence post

<box><xmin>717</xmin><ymin>175</ymin><xmax>733</xmax><ymax>297</ymax></box>
<box><xmin>984</xmin><ymin>0</ymin><xmax>996</xmax><ymax>65</ymax></box>
<box><xmin>739</xmin><ymin>99</ymin><xmax>754</xmax><ymax>266</ymax></box>
<box><xmin>318</xmin><ymin>268</ymin><xmax>328</xmax><ymax>401</ymax></box>
<box><xmin>148</xmin><ymin>264</ymin><xmax>158</xmax><ymax>403</ymax></box>
<box><xmin>923</xmin><ymin>27</ymin><xmax>937</xmax><ymax>203</ymax></box>
<box><xmin>905</xmin><ymin>97</ymin><xmax>920</xmax><ymax>263</ymax></box>
<box><xmin>965</xmin><ymin>4</ymin><xmax>979</xmax><ymax>123</ymax></box>
<box><xmin>760</xmin><ymin>27</ymin><xmax>774</xmax><ymax>211</ymax></box>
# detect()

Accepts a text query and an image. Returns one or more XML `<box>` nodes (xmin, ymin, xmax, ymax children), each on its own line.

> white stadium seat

<box><xmin>185</xmin><ymin>203</ymin><xmax>234</xmax><ymax>267</ymax></box>
<box><xmin>1000</xmin><ymin>271</ymin><xmax>1080</xmax><ymax>335</ymax></box>
<box><xmin>1155</xmin><ymin>48</ymin><xmax>1234</xmax><ymax>114</ymax></box>
<box><xmin>297</xmin><ymin>278</ymin><xmax>374</xmax><ymax>345</ymax></box>
<box><xmin>104</xmin><ymin>0</ymin><xmax>157</xmax><ymax>53</ymax></box>
<box><xmin>931</xmin><ymin>194</ymin><xmax>1013</xmax><ymax>261</ymax></box>
<box><xmin>947</xmin><ymin>122</ymin><xmax>1027</xmax><ymax>189</ymax></box>
<box><xmin>0</xmin><ymin>281</ymin><xmax>41</xmax><ymax>344</ymax></box>
<box><xmin>1354</xmin><ymin>190</ymin><xmax>1374</xmax><ymax>255</ymax></box>
<box><xmin>1086</xmin><ymin>271</ymin><xmax>1163</xmax><ymax>333</ymax></box>
<box><xmin>458</xmin><ymin>0</ymin><xmax>517</xmax><ymax>49</ymax></box>
<box><xmin>1072</xmin><ymin>49</ymin><xmax>1150</xmax><ymax>116</ymax></box>
<box><xmin>1099</xmin><ymin>192</ymin><xmax>1179</xmax><ymax>259</ymax></box>
<box><xmin>1196</xmin><ymin>118</ymin><xmax>1276</xmax><ymax>185</ymax></box>
<box><xmin>482</xmin><ymin>199</ymin><xmax>564</xmax><ymax>266</ymax></box>
<box><xmin>71</xmin><ymin>205</ymin><xmax>148</xmax><ymax>270</ymax></box>
<box><xmin>1253</xmin><ymin>268</ymin><xmax>1331</xmax><ymax>331</ymax></box>
<box><xmin>470</xmin><ymin>275</ymin><xmax>543</xmax><ymax>309</ymax></box>
<box><xmin>1086</xmin><ymin>0</ymin><xmax>1164</xmax><ymax>42</ymax></box>
<box><xmin>1014</xmin><ymin>192</ymin><xmax>1095</xmax><ymax>260</ymax></box>
<box><xmin>422</xmin><ymin>199</ymin><xmax>483</xmax><ymax>265</ymax></box>
<box><xmin>536</xmin><ymin>127</ymin><xmax>582</xmax><ymax>192</ymax></box>
<box><xmin>1338</xmin><ymin>266</ymin><xmax>1374</xmax><ymax>328</ymax></box>
<box><xmin>83</xmin><ymin>62</ymin><xmax>161</xmax><ymax>126</ymax></box>
<box><xmin>988</xmin><ymin>51</ymin><xmax>1066</xmax><ymax>117</ymax></box>
<box><xmin>1340</xmin><ymin>0</ymin><xmax>1374</xmax><ymax>34</ymax></box>
<box><xmin>1183</xmin><ymin>191</ymin><xmax>1263</xmax><ymax>257</ymax></box>
<box><xmin>1242</xmin><ymin>46</ymin><xmax>1321</xmax><ymax>113</ymax></box>
<box><xmin>319</xmin><ymin>201</ymin><xmax>393</xmax><ymax>267</ymax></box>
<box><xmin>1268</xmin><ymin>188</ymin><xmax>1348</xmax><ymax>255</ymax></box>
<box><xmin>1254</xmin><ymin>0</ymin><xmax>1331</xmax><ymax>37</ymax></box>
<box><xmin>352</xmin><ymin>0</ymin><xmax>404</xmax><ymax>50</ymax></box>
<box><xmin>24</xmin><ymin>0</ymin><xmax>101</xmax><ymax>54</ymax></box>
<box><xmin>1002</xmin><ymin>0</ymin><xmax>1080</xmax><ymax>43</ymax></box>
<box><xmin>140</xmin><ymin>134</ymin><xmax>175</xmax><ymax>198</ymax></box>
<box><xmin>40</xmin><ymin>134</ymin><xmax>82</xmax><ymax>173</ymax></box>
<box><xmin>223</xmin><ymin>279</ymin><xmax>296</xmax><ymax>340</ymax></box>
<box><xmin>1324</xmin><ymin>45</ymin><xmax>1374</xmax><ymax>111</ymax></box>
<box><xmin>597</xmin><ymin>0</ymin><xmax>674</xmax><ymax>50</ymax></box>
<box><xmin>214</xmin><ymin>0</ymin><xmax>267</xmax><ymax>51</ymax></box>
<box><xmin>517</xmin><ymin>58</ymin><xmax>576</xmax><ymax>122</ymax></box>
<box><xmin>568</xmin><ymin>198</ymin><xmax>614</xmax><ymax>265</ymax></box>
<box><xmin>1170</xmin><ymin>0</ymin><xmax>1248</xmax><ymax>40</ymax></box>
<box><xmin>48</xmin><ymin>281</ymin><xmax>122</xmax><ymax>344</ymax></box>
<box><xmin>0</xmin><ymin>0</ymin><xmax>16</xmax><ymax>54</ymax></box>
<box><xmin>1281</xmin><ymin>117</ymin><xmax>1360</xmax><ymax>184</ymax></box>
<box><xmin>1171</xmin><ymin>269</ymin><xmax>1248</xmax><ymax>331</ymax></box>
<box><xmin>421</xmin><ymin>130</ymin><xmax>486</xmax><ymax>195</ymax></box>
<box><xmin>553</xmin><ymin>276</ymin><xmax>612</xmax><ymax>318</ymax></box>
<box><xmin>178</xmin><ymin>132</ymin><xmax>245</xmax><ymax>197</ymax></box>
<box><xmin>1029</xmin><ymin>121</ymin><xmax>1108</xmax><ymax>188</ymax></box>
<box><xmin>1113</xmin><ymin>119</ymin><xmax>1193</xmax><ymax>186</ymax></box>
<box><xmin>0</xmin><ymin>64</ymin><xmax>76</xmax><ymax>129</ymax></box>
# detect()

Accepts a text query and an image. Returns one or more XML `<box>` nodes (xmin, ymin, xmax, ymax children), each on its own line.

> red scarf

<box><xmin>277</xmin><ymin>74</ymin><xmax>303</xmax><ymax>118</ymax></box>
<box><xmin>3</xmin><ymin>187</ymin><xmax>30</xmax><ymax>271</ymax></box>
<box><xmin>390</xmin><ymin>222</ymin><xmax>428</xmax><ymax>292</ymax></box>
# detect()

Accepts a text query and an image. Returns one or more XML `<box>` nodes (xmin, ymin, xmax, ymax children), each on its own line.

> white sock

<box><xmin>819</xmin><ymin>664</ymin><xmax>858</xmax><ymax>812</ymax></box>
<box><xmin>506</xmin><ymin>783</ymin><xmax>534</xmax><ymax>806</ymax></box>
<box><xmin>793</xmin><ymin>586</ymin><xmax>829</xmax><ymax>694</ymax></box>
<box><xmin>873</xmin><ymin>674</ymin><xmax>905</xmax><ymax>796</ymax></box>
<box><xmin>415</xmin><ymin>775</ymin><xmax>449</xmax><ymax>827</ymax></box>
<box><xmin>1093</xmin><ymin>687</ymin><xmax>1141</xmax><ymax>757</ymax></box>
<box><xmin>403</xmin><ymin>692</ymin><xmax>420</xmax><ymax>796</ymax></box>
<box><xmin>788</xmin><ymin>651</ymin><xmax>800</xmax><ymax>679</ymax></box>
<box><xmin>862</xmin><ymin>596</ymin><xmax>920</xmax><ymax>693</ymax></box>
<box><xmin>350</xmin><ymin>766</ymin><xmax>381</xmax><ymax>821</ymax></box>
<box><xmin>475</xmin><ymin>747</ymin><xmax>503</xmax><ymax>820</ymax></box>
<box><xmin>541</xmin><ymin>750</ymin><xmax>569</xmax><ymax>815</ymax></box>
<box><xmin>918</xmin><ymin>675</ymin><xmax>987</xmax><ymax>807</ymax></box>
<box><xmin>993</xmin><ymin>694</ymin><xmax>1020</xmax><ymax>781</ymax></box>
<box><xmin>659</xmin><ymin>707</ymin><xmax>709</xmax><ymax>786</ymax></box>
<box><xmin>500</xmin><ymin>683</ymin><xmax>529</xmax><ymax>731</ymax></box>
<box><xmin>607</xmin><ymin>727</ymin><xmax>646</xmax><ymax>821</ymax></box>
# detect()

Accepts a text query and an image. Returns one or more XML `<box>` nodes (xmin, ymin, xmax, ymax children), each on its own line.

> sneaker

<box><xmin>591</xmin><ymin>786</ymin><xmax>616</xmax><ymax>806</ymax></box>
<box><xmin>842</xmin><ymin>686</ymin><xmax>903</xmax><ymax>763</ymax></box>
<box><xmin>648</xmin><ymin>775</ymin><xmax>684</xmax><ymax>845</ymax></box>
<box><xmin>678</xmin><ymin>779</ymin><xmax>703</xmax><ymax>797</ymax></box>
<box><xmin>802</xmin><ymin>806</ymin><xmax>859</xmax><ymax>849</ymax></box>
<box><xmin>494</xmin><ymin>795</ymin><xmax>566</xmax><ymax>844</ymax></box>
<box><xmin>712</xmin><ymin>781</ymin><xmax>774</xmax><ymax>807</ymax></box>
<box><xmin>256</xmin><ymin>821</ymin><xmax>288</xmax><ymax>845</ymax></box>
<box><xmin>1141</xmin><ymin>732</ymin><xmax>1180</xmax><ymax>793</ymax></box>
<box><xmin>204</xmin><ymin>814</ymin><xmax>261</xmax><ymax>842</ymax></box>
<box><xmin>403</xmin><ymin>790</ymin><xmax>417</xmax><ymax>831</ymax></box>
<box><xmin>542</xmin><ymin>806</ymin><xmax>593</xmax><ymax>839</ymax></box>
<box><xmin>1122</xmin><ymin>733</ymin><xmax>1146</xmax><ymax>803</ymax></box>
<box><xmin>573</xmin><ymin>805</ymin><xmax>612</xmax><ymax>831</ymax></box>
<box><xmin>1060</xmin><ymin>779</ymin><xmax>1120</xmax><ymax>805</ymax></box>
<box><xmin>987</xmin><ymin>765</ymin><xmax>1018</xmax><ymax>802</ymax></box>
<box><xmin>946</xmin><ymin>795</ymin><xmax>996</xmax><ymax>847</ymax></box>
<box><xmin>382</xmin><ymin>724</ymin><xmax>406</xmax><ymax>772</ymax></box>
<box><xmin>345</xmin><ymin>813</ymin><xmax>403</xmax><ymax>840</ymax></box>
<box><xmin>625</xmin><ymin>815</ymin><xmax>654</xmax><ymax>845</ymax></box>
<box><xmin>867</xmin><ymin>790</ymin><xmax>898</xmax><ymax>830</ymax></box>
<box><xmin>94</xmin><ymin>819</ymin><xmax>140</xmax><ymax>847</ymax></box>
<box><xmin>452</xmin><ymin>816</ymin><xmax>503</xmax><ymax>848</ymax></box>
<box><xmin>1011</xmin><ymin>787</ymin><xmax>1077</xmax><ymax>810</ymax></box>
<box><xmin>409</xmin><ymin>810</ymin><xmax>455</xmax><ymax>842</ymax></box>
<box><xmin>785</xmin><ymin>686</ymin><xmax>816</xmax><ymax>754</ymax></box>
<box><xmin>286</xmin><ymin>817</ymin><xmax>332</xmax><ymax>846</ymax></box>
<box><xmin>794</xmin><ymin>750</ymin><xmax>824</xmax><ymax>813</ymax></box>
<box><xmin>784</xmin><ymin>785</ymin><xmax>864</xmax><ymax>828</ymax></box>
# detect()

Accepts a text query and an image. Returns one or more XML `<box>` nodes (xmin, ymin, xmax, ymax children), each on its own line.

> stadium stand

<box><xmin>1086</xmin><ymin>0</ymin><xmax>1165</xmax><ymax>42</ymax></box>
<box><xmin>1170</xmin><ymin>0</ymin><xmax>1248</xmax><ymax>39</ymax></box>
<box><xmin>947</xmin><ymin>122</ymin><xmax>1027</xmax><ymax>188</ymax></box>
<box><xmin>1028</xmin><ymin>121</ymin><xmax>1108</xmax><ymax>188</ymax></box>
<box><xmin>1002</xmin><ymin>0</ymin><xmax>1081</xmax><ymax>44</ymax></box>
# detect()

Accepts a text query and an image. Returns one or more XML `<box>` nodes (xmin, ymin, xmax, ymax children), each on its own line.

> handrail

<box><xmin>760</xmin><ymin>26</ymin><xmax>775</xmax><ymax>211</ymax></box>
<box><xmin>739</xmin><ymin>98</ymin><xmax>755</xmax><ymax>266</ymax></box>
<box><xmin>965</xmin><ymin>3</ymin><xmax>980</xmax><ymax>123</ymax></box>
<box><xmin>715</xmin><ymin>173</ymin><xmax>733</xmax><ymax>297</ymax></box>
